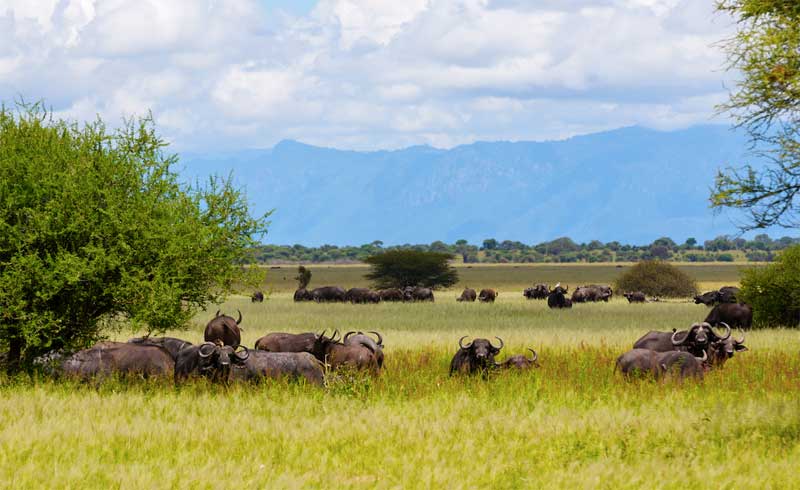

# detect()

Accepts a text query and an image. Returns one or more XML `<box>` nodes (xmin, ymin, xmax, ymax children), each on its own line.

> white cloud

<box><xmin>0</xmin><ymin>0</ymin><xmax>736</xmax><ymax>150</ymax></box>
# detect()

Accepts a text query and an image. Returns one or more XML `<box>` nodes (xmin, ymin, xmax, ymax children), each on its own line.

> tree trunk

<box><xmin>6</xmin><ymin>335</ymin><xmax>23</xmax><ymax>373</ymax></box>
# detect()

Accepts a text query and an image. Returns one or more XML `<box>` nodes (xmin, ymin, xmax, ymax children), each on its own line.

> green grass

<box><xmin>1</xmin><ymin>264</ymin><xmax>797</xmax><ymax>489</ymax></box>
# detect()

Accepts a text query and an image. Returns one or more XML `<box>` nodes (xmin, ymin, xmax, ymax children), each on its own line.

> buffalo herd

<box><xmin>293</xmin><ymin>286</ymin><xmax>434</xmax><ymax>303</ymax></box>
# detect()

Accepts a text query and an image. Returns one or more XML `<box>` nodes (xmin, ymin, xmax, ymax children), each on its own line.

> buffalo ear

<box><xmin>735</xmin><ymin>344</ymin><xmax>749</xmax><ymax>351</ymax></box>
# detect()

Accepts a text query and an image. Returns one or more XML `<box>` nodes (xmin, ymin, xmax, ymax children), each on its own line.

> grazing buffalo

<box><xmin>127</xmin><ymin>336</ymin><xmax>192</xmax><ymax>360</ymax></box>
<box><xmin>449</xmin><ymin>336</ymin><xmax>503</xmax><ymax>376</ymax></box>
<box><xmin>174</xmin><ymin>342</ymin><xmax>249</xmax><ymax>383</ymax></box>
<box><xmin>60</xmin><ymin>342</ymin><xmax>175</xmax><ymax>379</ymax></box>
<box><xmin>378</xmin><ymin>288</ymin><xmax>405</xmax><ymax>302</ymax></box>
<box><xmin>524</xmin><ymin>284</ymin><xmax>549</xmax><ymax>300</ymax></box>
<box><xmin>310</xmin><ymin>286</ymin><xmax>347</xmax><ymax>303</ymax></box>
<box><xmin>707</xmin><ymin>330</ymin><xmax>748</xmax><ymax>367</ymax></box>
<box><xmin>345</xmin><ymin>288</ymin><xmax>380</xmax><ymax>304</ymax></box>
<box><xmin>294</xmin><ymin>288</ymin><xmax>313</xmax><ymax>302</ymax></box>
<box><xmin>547</xmin><ymin>284</ymin><xmax>572</xmax><ymax>309</ymax></box>
<box><xmin>457</xmin><ymin>288</ymin><xmax>477</xmax><ymax>302</ymax></box>
<box><xmin>704</xmin><ymin>303</ymin><xmax>753</xmax><ymax>329</ymax></box>
<box><xmin>572</xmin><ymin>285</ymin><xmax>612</xmax><ymax>303</ymax></box>
<box><xmin>343</xmin><ymin>331</ymin><xmax>384</xmax><ymax>369</ymax></box>
<box><xmin>497</xmin><ymin>348</ymin><xmax>539</xmax><ymax>370</ymax></box>
<box><xmin>403</xmin><ymin>286</ymin><xmax>434</xmax><ymax>302</ymax></box>
<box><xmin>231</xmin><ymin>351</ymin><xmax>324</xmax><ymax>386</ymax></box>
<box><xmin>623</xmin><ymin>292</ymin><xmax>647</xmax><ymax>303</ymax></box>
<box><xmin>312</xmin><ymin>330</ymin><xmax>379</xmax><ymax>373</ymax></box>
<box><xmin>633</xmin><ymin>322</ymin><xmax>731</xmax><ymax>358</ymax></box>
<box><xmin>478</xmin><ymin>289</ymin><xmax>498</xmax><ymax>303</ymax></box>
<box><xmin>204</xmin><ymin>310</ymin><xmax>243</xmax><ymax>347</ymax></box>
<box><xmin>251</xmin><ymin>291</ymin><xmax>265</xmax><ymax>303</ymax></box>
<box><xmin>616</xmin><ymin>349</ymin><xmax>707</xmax><ymax>380</ymax></box>
<box><xmin>254</xmin><ymin>332</ymin><xmax>317</xmax><ymax>353</ymax></box>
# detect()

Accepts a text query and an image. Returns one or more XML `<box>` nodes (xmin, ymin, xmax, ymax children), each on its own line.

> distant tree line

<box><xmin>249</xmin><ymin>234</ymin><xmax>800</xmax><ymax>264</ymax></box>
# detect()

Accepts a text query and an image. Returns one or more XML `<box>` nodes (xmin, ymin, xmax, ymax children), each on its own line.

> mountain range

<box><xmin>179</xmin><ymin>125</ymin><xmax>767</xmax><ymax>246</ymax></box>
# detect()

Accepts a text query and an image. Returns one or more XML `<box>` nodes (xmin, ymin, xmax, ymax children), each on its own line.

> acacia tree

<box><xmin>364</xmin><ymin>250</ymin><xmax>458</xmax><ymax>289</ymax></box>
<box><xmin>0</xmin><ymin>103</ymin><xmax>269</xmax><ymax>369</ymax></box>
<box><xmin>712</xmin><ymin>1</ymin><xmax>800</xmax><ymax>229</ymax></box>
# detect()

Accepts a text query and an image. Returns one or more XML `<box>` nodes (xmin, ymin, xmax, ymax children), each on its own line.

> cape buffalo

<box><xmin>718</xmin><ymin>286</ymin><xmax>740</xmax><ymax>303</ymax></box>
<box><xmin>174</xmin><ymin>342</ymin><xmax>249</xmax><ymax>383</ymax></box>
<box><xmin>343</xmin><ymin>331</ymin><xmax>384</xmax><ymax>369</ymax></box>
<box><xmin>707</xmin><ymin>330</ymin><xmax>748</xmax><ymax>367</ymax></box>
<box><xmin>704</xmin><ymin>303</ymin><xmax>753</xmax><ymax>329</ymax></box>
<box><xmin>312</xmin><ymin>330</ymin><xmax>379</xmax><ymax>373</ymax></box>
<box><xmin>311</xmin><ymin>286</ymin><xmax>347</xmax><ymax>302</ymax></box>
<box><xmin>623</xmin><ymin>292</ymin><xmax>647</xmax><ymax>303</ymax></box>
<box><xmin>60</xmin><ymin>342</ymin><xmax>175</xmax><ymax>380</ymax></box>
<box><xmin>378</xmin><ymin>288</ymin><xmax>405</xmax><ymax>302</ymax></box>
<box><xmin>694</xmin><ymin>286</ymin><xmax>740</xmax><ymax>306</ymax></box>
<box><xmin>572</xmin><ymin>285</ymin><xmax>612</xmax><ymax>303</ymax></box>
<box><xmin>251</xmin><ymin>291</ymin><xmax>265</xmax><ymax>302</ymax></box>
<box><xmin>478</xmin><ymin>289</ymin><xmax>498</xmax><ymax>302</ymax></box>
<box><xmin>547</xmin><ymin>284</ymin><xmax>571</xmax><ymax>309</ymax></box>
<box><xmin>204</xmin><ymin>310</ymin><xmax>243</xmax><ymax>347</ymax></box>
<box><xmin>294</xmin><ymin>288</ymin><xmax>312</xmax><ymax>302</ymax></box>
<box><xmin>616</xmin><ymin>348</ymin><xmax>707</xmax><ymax>380</ymax></box>
<box><xmin>457</xmin><ymin>288</ymin><xmax>477</xmax><ymax>302</ymax></box>
<box><xmin>127</xmin><ymin>336</ymin><xmax>192</xmax><ymax>360</ymax></box>
<box><xmin>345</xmin><ymin>288</ymin><xmax>380</xmax><ymax>304</ymax></box>
<box><xmin>254</xmin><ymin>332</ymin><xmax>318</xmax><ymax>353</ymax></box>
<box><xmin>633</xmin><ymin>322</ymin><xmax>731</xmax><ymax>358</ymax></box>
<box><xmin>449</xmin><ymin>336</ymin><xmax>503</xmax><ymax>376</ymax></box>
<box><xmin>231</xmin><ymin>351</ymin><xmax>324</xmax><ymax>386</ymax></box>
<box><xmin>524</xmin><ymin>284</ymin><xmax>549</xmax><ymax>300</ymax></box>
<box><xmin>403</xmin><ymin>286</ymin><xmax>434</xmax><ymax>302</ymax></box>
<box><xmin>497</xmin><ymin>348</ymin><xmax>539</xmax><ymax>370</ymax></box>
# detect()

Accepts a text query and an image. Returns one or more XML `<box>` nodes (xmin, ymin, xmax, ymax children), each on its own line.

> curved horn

<box><xmin>198</xmin><ymin>342</ymin><xmax>216</xmax><ymax>358</ymax></box>
<box><xmin>331</xmin><ymin>329</ymin><xmax>340</xmax><ymax>342</ymax></box>
<box><xmin>235</xmin><ymin>345</ymin><xmax>250</xmax><ymax>361</ymax></box>
<box><xmin>528</xmin><ymin>348</ymin><xmax>539</xmax><ymax>363</ymax></box>
<box><xmin>735</xmin><ymin>329</ymin><xmax>745</xmax><ymax>344</ymax></box>
<box><xmin>319</xmin><ymin>329</ymin><xmax>327</xmax><ymax>339</ymax></box>
<box><xmin>369</xmin><ymin>331</ymin><xmax>383</xmax><ymax>346</ymax></box>
<box><xmin>696</xmin><ymin>350</ymin><xmax>708</xmax><ymax>363</ymax></box>
<box><xmin>671</xmin><ymin>329</ymin><xmax>689</xmax><ymax>346</ymax></box>
<box><xmin>458</xmin><ymin>336</ymin><xmax>472</xmax><ymax>350</ymax></box>
<box><xmin>343</xmin><ymin>331</ymin><xmax>356</xmax><ymax>342</ymax></box>
<box><xmin>215</xmin><ymin>310</ymin><xmax>221</xmax><ymax>318</ymax></box>
<box><xmin>491</xmin><ymin>336</ymin><xmax>504</xmax><ymax>350</ymax></box>
<box><xmin>235</xmin><ymin>309</ymin><xmax>242</xmax><ymax>325</ymax></box>
<box><xmin>714</xmin><ymin>322</ymin><xmax>731</xmax><ymax>341</ymax></box>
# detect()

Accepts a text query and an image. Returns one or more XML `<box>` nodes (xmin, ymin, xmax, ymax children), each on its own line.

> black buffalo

<box><xmin>310</xmin><ymin>286</ymin><xmax>347</xmax><ymax>303</ymax></box>
<box><xmin>403</xmin><ymin>286</ymin><xmax>434</xmax><ymax>302</ymax></box>
<box><xmin>449</xmin><ymin>336</ymin><xmax>503</xmax><ymax>376</ymax></box>
<box><xmin>204</xmin><ymin>310</ymin><xmax>243</xmax><ymax>347</ymax></box>
<box><xmin>127</xmin><ymin>336</ymin><xmax>192</xmax><ymax>360</ymax></box>
<box><xmin>231</xmin><ymin>351</ymin><xmax>324</xmax><ymax>386</ymax></box>
<box><xmin>378</xmin><ymin>288</ymin><xmax>405</xmax><ymax>302</ymax></box>
<box><xmin>694</xmin><ymin>286</ymin><xmax>740</xmax><ymax>306</ymax></box>
<box><xmin>623</xmin><ymin>292</ymin><xmax>647</xmax><ymax>303</ymax></box>
<box><xmin>457</xmin><ymin>288</ymin><xmax>477</xmax><ymax>302</ymax></box>
<box><xmin>616</xmin><ymin>348</ymin><xmax>707</xmax><ymax>380</ymax></box>
<box><xmin>478</xmin><ymin>288</ymin><xmax>498</xmax><ymax>303</ymax></box>
<box><xmin>174</xmin><ymin>342</ymin><xmax>249</xmax><ymax>383</ymax></box>
<box><xmin>524</xmin><ymin>284</ymin><xmax>549</xmax><ymax>300</ymax></box>
<box><xmin>547</xmin><ymin>284</ymin><xmax>572</xmax><ymax>309</ymax></box>
<box><xmin>254</xmin><ymin>332</ymin><xmax>317</xmax><ymax>353</ymax></box>
<box><xmin>497</xmin><ymin>348</ymin><xmax>539</xmax><ymax>370</ymax></box>
<box><xmin>343</xmin><ymin>331</ymin><xmax>384</xmax><ymax>369</ymax></box>
<box><xmin>704</xmin><ymin>303</ymin><xmax>753</xmax><ymax>329</ymax></box>
<box><xmin>251</xmin><ymin>291</ymin><xmax>265</xmax><ymax>303</ymax></box>
<box><xmin>707</xmin><ymin>330</ymin><xmax>748</xmax><ymax>367</ymax></box>
<box><xmin>633</xmin><ymin>322</ymin><xmax>731</xmax><ymax>358</ymax></box>
<box><xmin>312</xmin><ymin>330</ymin><xmax>379</xmax><ymax>373</ymax></box>
<box><xmin>60</xmin><ymin>342</ymin><xmax>175</xmax><ymax>379</ymax></box>
<box><xmin>572</xmin><ymin>285</ymin><xmax>612</xmax><ymax>303</ymax></box>
<box><xmin>294</xmin><ymin>288</ymin><xmax>313</xmax><ymax>302</ymax></box>
<box><xmin>345</xmin><ymin>288</ymin><xmax>380</xmax><ymax>304</ymax></box>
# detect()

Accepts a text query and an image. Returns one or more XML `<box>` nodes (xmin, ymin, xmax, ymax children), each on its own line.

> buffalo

<box><xmin>524</xmin><ymin>284</ymin><xmax>549</xmax><ymax>300</ymax></box>
<box><xmin>633</xmin><ymin>322</ymin><xmax>731</xmax><ymax>358</ymax></box>
<box><xmin>311</xmin><ymin>330</ymin><xmax>379</xmax><ymax>373</ymax></box>
<box><xmin>254</xmin><ymin>332</ymin><xmax>317</xmax><ymax>353</ymax></box>
<box><xmin>707</xmin><ymin>330</ymin><xmax>748</xmax><ymax>367</ymax></box>
<box><xmin>449</xmin><ymin>336</ymin><xmax>503</xmax><ymax>376</ymax></box>
<box><xmin>457</xmin><ymin>288</ymin><xmax>477</xmax><ymax>302</ymax></box>
<box><xmin>127</xmin><ymin>336</ymin><xmax>192</xmax><ymax>360</ymax></box>
<box><xmin>623</xmin><ymin>291</ymin><xmax>647</xmax><ymax>303</ymax></box>
<box><xmin>231</xmin><ymin>351</ymin><xmax>325</xmax><ymax>386</ymax></box>
<box><xmin>478</xmin><ymin>288</ymin><xmax>498</xmax><ymax>303</ymax></box>
<box><xmin>204</xmin><ymin>310</ymin><xmax>243</xmax><ymax>347</ymax></box>
<box><xmin>497</xmin><ymin>348</ymin><xmax>539</xmax><ymax>370</ymax></box>
<box><xmin>60</xmin><ymin>342</ymin><xmax>175</xmax><ymax>380</ymax></box>
<box><xmin>310</xmin><ymin>286</ymin><xmax>347</xmax><ymax>303</ymax></box>
<box><xmin>251</xmin><ymin>291</ymin><xmax>265</xmax><ymax>303</ymax></box>
<box><xmin>694</xmin><ymin>286</ymin><xmax>740</xmax><ymax>306</ymax></box>
<box><xmin>616</xmin><ymin>348</ymin><xmax>707</xmax><ymax>380</ymax></box>
<box><xmin>572</xmin><ymin>285</ymin><xmax>612</xmax><ymax>303</ymax></box>
<box><xmin>174</xmin><ymin>342</ymin><xmax>249</xmax><ymax>383</ymax></box>
<box><xmin>547</xmin><ymin>284</ymin><xmax>572</xmax><ymax>309</ymax></box>
<box><xmin>378</xmin><ymin>288</ymin><xmax>405</xmax><ymax>302</ymax></box>
<box><xmin>294</xmin><ymin>288</ymin><xmax>313</xmax><ymax>302</ymax></box>
<box><xmin>345</xmin><ymin>287</ymin><xmax>380</xmax><ymax>304</ymax></box>
<box><xmin>343</xmin><ymin>331</ymin><xmax>384</xmax><ymax>369</ymax></box>
<box><xmin>704</xmin><ymin>303</ymin><xmax>753</xmax><ymax>329</ymax></box>
<box><xmin>403</xmin><ymin>286</ymin><xmax>434</xmax><ymax>302</ymax></box>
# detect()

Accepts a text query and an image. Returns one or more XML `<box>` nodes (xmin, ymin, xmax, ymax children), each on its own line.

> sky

<box><xmin>0</xmin><ymin>0</ymin><xmax>736</xmax><ymax>152</ymax></box>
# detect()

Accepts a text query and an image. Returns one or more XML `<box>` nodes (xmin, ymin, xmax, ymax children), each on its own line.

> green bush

<box><xmin>364</xmin><ymin>250</ymin><xmax>458</xmax><ymax>289</ymax></box>
<box><xmin>740</xmin><ymin>245</ymin><xmax>800</xmax><ymax>327</ymax></box>
<box><xmin>614</xmin><ymin>261</ymin><xmax>698</xmax><ymax>297</ymax></box>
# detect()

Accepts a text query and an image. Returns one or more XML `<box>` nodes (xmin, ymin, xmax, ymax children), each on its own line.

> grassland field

<box><xmin>1</xmin><ymin>263</ymin><xmax>799</xmax><ymax>489</ymax></box>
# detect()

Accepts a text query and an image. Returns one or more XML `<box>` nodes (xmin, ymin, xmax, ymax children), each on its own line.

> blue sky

<box><xmin>0</xmin><ymin>1</ymin><xmax>736</xmax><ymax>152</ymax></box>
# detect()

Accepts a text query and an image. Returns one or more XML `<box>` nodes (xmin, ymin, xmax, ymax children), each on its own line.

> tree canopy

<box><xmin>740</xmin><ymin>244</ymin><xmax>800</xmax><ymax>327</ymax></box>
<box><xmin>364</xmin><ymin>250</ymin><xmax>458</xmax><ymax>289</ymax></box>
<box><xmin>0</xmin><ymin>102</ymin><xmax>269</xmax><ymax>368</ymax></box>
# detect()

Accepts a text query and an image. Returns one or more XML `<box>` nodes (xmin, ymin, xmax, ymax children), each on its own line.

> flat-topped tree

<box><xmin>364</xmin><ymin>250</ymin><xmax>458</xmax><ymax>289</ymax></box>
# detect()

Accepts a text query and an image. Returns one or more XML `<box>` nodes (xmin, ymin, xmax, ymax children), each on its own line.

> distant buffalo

<box><xmin>694</xmin><ymin>286</ymin><xmax>740</xmax><ymax>306</ymax></box>
<box><xmin>294</xmin><ymin>288</ymin><xmax>312</xmax><ymax>302</ymax></box>
<box><xmin>311</xmin><ymin>286</ymin><xmax>347</xmax><ymax>303</ymax></box>
<box><xmin>61</xmin><ymin>342</ymin><xmax>175</xmax><ymax>380</ymax></box>
<box><xmin>496</xmin><ymin>348</ymin><xmax>539</xmax><ymax>370</ymax></box>
<box><xmin>572</xmin><ymin>285</ymin><xmax>612</xmax><ymax>303</ymax></box>
<box><xmin>254</xmin><ymin>332</ymin><xmax>317</xmax><ymax>353</ymax></box>
<box><xmin>524</xmin><ymin>284</ymin><xmax>549</xmax><ymax>300</ymax></box>
<box><xmin>378</xmin><ymin>289</ymin><xmax>405</xmax><ymax>302</ymax></box>
<box><xmin>478</xmin><ymin>289</ymin><xmax>498</xmax><ymax>303</ymax></box>
<box><xmin>547</xmin><ymin>284</ymin><xmax>571</xmax><ymax>309</ymax></box>
<box><xmin>623</xmin><ymin>291</ymin><xmax>646</xmax><ymax>303</ymax></box>
<box><xmin>312</xmin><ymin>330</ymin><xmax>380</xmax><ymax>373</ymax></box>
<box><xmin>616</xmin><ymin>348</ymin><xmax>707</xmax><ymax>380</ymax></box>
<box><xmin>251</xmin><ymin>291</ymin><xmax>265</xmax><ymax>303</ymax></box>
<box><xmin>449</xmin><ymin>336</ymin><xmax>503</xmax><ymax>376</ymax></box>
<box><xmin>231</xmin><ymin>351</ymin><xmax>324</xmax><ymax>386</ymax></box>
<box><xmin>174</xmin><ymin>342</ymin><xmax>249</xmax><ymax>383</ymax></box>
<box><xmin>127</xmin><ymin>336</ymin><xmax>192</xmax><ymax>360</ymax></box>
<box><xmin>403</xmin><ymin>286</ymin><xmax>434</xmax><ymax>302</ymax></box>
<box><xmin>457</xmin><ymin>288</ymin><xmax>477</xmax><ymax>302</ymax></box>
<box><xmin>204</xmin><ymin>310</ymin><xmax>243</xmax><ymax>347</ymax></box>
<box><xmin>704</xmin><ymin>303</ymin><xmax>753</xmax><ymax>329</ymax></box>
<box><xmin>345</xmin><ymin>287</ymin><xmax>380</xmax><ymax>304</ymax></box>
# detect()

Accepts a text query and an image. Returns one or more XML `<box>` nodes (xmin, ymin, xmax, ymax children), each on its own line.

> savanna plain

<box><xmin>1</xmin><ymin>264</ymin><xmax>799</xmax><ymax>489</ymax></box>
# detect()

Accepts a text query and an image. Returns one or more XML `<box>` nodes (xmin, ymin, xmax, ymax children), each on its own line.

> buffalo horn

<box><xmin>458</xmin><ymin>336</ymin><xmax>472</xmax><ymax>350</ymax></box>
<box><xmin>696</xmin><ymin>350</ymin><xmax>708</xmax><ymax>363</ymax></box>
<box><xmin>198</xmin><ymin>342</ymin><xmax>216</xmax><ymax>358</ymax></box>
<box><xmin>235</xmin><ymin>309</ymin><xmax>242</xmax><ymax>325</ymax></box>
<box><xmin>343</xmin><ymin>331</ymin><xmax>356</xmax><ymax>342</ymax></box>
<box><xmin>215</xmin><ymin>310</ymin><xmax>221</xmax><ymax>318</ymax></box>
<box><xmin>713</xmin><ymin>322</ymin><xmax>731</xmax><ymax>341</ymax></box>
<box><xmin>735</xmin><ymin>330</ymin><xmax>746</xmax><ymax>344</ymax></box>
<box><xmin>528</xmin><ymin>348</ymin><xmax>538</xmax><ymax>363</ymax></box>
<box><xmin>369</xmin><ymin>331</ymin><xmax>383</xmax><ymax>346</ymax></box>
<box><xmin>491</xmin><ymin>336</ymin><xmax>504</xmax><ymax>350</ymax></box>
<box><xmin>671</xmin><ymin>329</ymin><xmax>690</xmax><ymax>346</ymax></box>
<box><xmin>235</xmin><ymin>345</ymin><xmax>250</xmax><ymax>361</ymax></box>
<box><xmin>331</xmin><ymin>329</ymin><xmax>340</xmax><ymax>342</ymax></box>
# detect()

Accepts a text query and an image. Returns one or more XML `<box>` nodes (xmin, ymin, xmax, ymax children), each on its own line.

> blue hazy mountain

<box><xmin>179</xmin><ymin>125</ymin><xmax>760</xmax><ymax>246</ymax></box>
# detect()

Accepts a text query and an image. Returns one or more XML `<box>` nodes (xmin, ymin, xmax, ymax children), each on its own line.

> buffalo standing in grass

<box><xmin>251</xmin><ymin>291</ymin><xmax>265</xmax><ymax>303</ymax></box>
<box><xmin>254</xmin><ymin>332</ymin><xmax>318</xmax><ymax>353</ymax></box>
<box><xmin>616</xmin><ymin>348</ymin><xmax>707</xmax><ymax>380</ymax></box>
<box><xmin>127</xmin><ymin>336</ymin><xmax>192</xmax><ymax>360</ymax></box>
<box><xmin>61</xmin><ymin>342</ymin><xmax>175</xmax><ymax>380</ymax></box>
<box><xmin>174</xmin><ymin>342</ymin><xmax>249</xmax><ymax>383</ymax></box>
<box><xmin>344</xmin><ymin>331</ymin><xmax>384</xmax><ymax>369</ymax></box>
<box><xmin>478</xmin><ymin>288</ymin><xmax>498</xmax><ymax>303</ymax></box>
<box><xmin>205</xmin><ymin>310</ymin><xmax>243</xmax><ymax>347</ymax></box>
<box><xmin>378</xmin><ymin>288</ymin><xmax>405</xmax><ymax>302</ymax></box>
<box><xmin>524</xmin><ymin>284</ymin><xmax>549</xmax><ymax>300</ymax></box>
<box><xmin>231</xmin><ymin>351</ymin><xmax>325</xmax><ymax>386</ymax></box>
<box><xmin>294</xmin><ymin>288</ymin><xmax>312</xmax><ymax>302</ymax></box>
<box><xmin>457</xmin><ymin>288</ymin><xmax>477</xmax><ymax>302</ymax></box>
<box><xmin>623</xmin><ymin>292</ymin><xmax>647</xmax><ymax>303</ymax></box>
<box><xmin>403</xmin><ymin>286</ymin><xmax>434</xmax><ymax>302</ymax></box>
<box><xmin>311</xmin><ymin>286</ymin><xmax>347</xmax><ymax>303</ymax></box>
<box><xmin>345</xmin><ymin>287</ymin><xmax>380</xmax><ymax>304</ymax></box>
<box><xmin>449</xmin><ymin>336</ymin><xmax>504</xmax><ymax>377</ymax></box>
<box><xmin>312</xmin><ymin>330</ymin><xmax>380</xmax><ymax>373</ymax></box>
<box><xmin>547</xmin><ymin>285</ymin><xmax>572</xmax><ymax>309</ymax></box>
<box><xmin>496</xmin><ymin>348</ymin><xmax>539</xmax><ymax>370</ymax></box>
<box><xmin>704</xmin><ymin>303</ymin><xmax>753</xmax><ymax>329</ymax></box>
